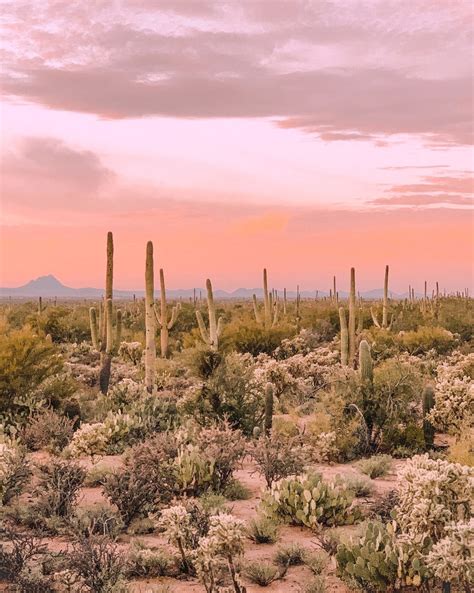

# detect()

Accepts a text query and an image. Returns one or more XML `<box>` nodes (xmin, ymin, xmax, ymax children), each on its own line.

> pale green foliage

<box><xmin>356</xmin><ymin>455</ymin><xmax>392</xmax><ymax>478</ymax></box>
<box><xmin>262</xmin><ymin>473</ymin><xmax>357</xmax><ymax>529</ymax></box>
<box><xmin>427</xmin><ymin>351</ymin><xmax>474</xmax><ymax>434</ymax></box>
<box><xmin>0</xmin><ymin>439</ymin><xmax>30</xmax><ymax>506</ymax></box>
<box><xmin>394</xmin><ymin>454</ymin><xmax>473</xmax><ymax>540</ymax></box>
<box><xmin>425</xmin><ymin>521</ymin><xmax>473</xmax><ymax>588</ymax></box>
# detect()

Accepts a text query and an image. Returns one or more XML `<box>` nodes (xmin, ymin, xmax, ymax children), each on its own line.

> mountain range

<box><xmin>0</xmin><ymin>275</ymin><xmax>412</xmax><ymax>300</ymax></box>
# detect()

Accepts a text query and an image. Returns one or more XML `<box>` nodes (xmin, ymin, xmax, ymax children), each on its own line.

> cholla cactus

<box><xmin>159</xmin><ymin>505</ymin><xmax>194</xmax><ymax>573</ymax></box>
<box><xmin>427</xmin><ymin>352</ymin><xmax>474</xmax><ymax>434</ymax></box>
<box><xmin>196</xmin><ymin>279</ymin><xmax>223</xmax><ymax>351</ymax></box>
<box><xmin>394</xmin><ymin>454</ymin><xmax>473</xmax><ymax>541</ymax></box>
<box><xmin>154</xmin><ymin>268</ymin><xmax>180</xmax><ymax>358</ymax></box>
<box><xmin>118</xmin><ymin>341</ymin><xmax>143</xmax><ymax>366</ymax></box>
<box><xmin>425</xmin><ymin>521</ymin><xmax>473</xmax><ymax>590</ymax></box>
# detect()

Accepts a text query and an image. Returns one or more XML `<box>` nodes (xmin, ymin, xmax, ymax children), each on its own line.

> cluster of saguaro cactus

<box><xmin>371</xmin><ymin>266</ymin><xmax>393</xmax><ymax>330</ymax></box>
<box><xmin>253</xmin><ymin>269</ymin><xmax>279</xmax><ymax>329</ymax></box>
<box><xmin>154</xmin><ymin>268</ymin><xmax>180</xmax><ymax>358</ymax></box>
<box><xmin>339</xmin><ymin>268</ymin><xmax>364</xmax><ymax>368</ymax></box>
<box><xmin>88</xmin><ymin>232</ymin><xmax>122</xmax><ymax>395</ymax></box>
<box><xmin>196</xmin><ymin>279</ymin><xmax>223</xmax><ymax>351</ymax></box>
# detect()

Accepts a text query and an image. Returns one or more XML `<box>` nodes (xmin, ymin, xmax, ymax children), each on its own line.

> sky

<box><xmin>0</xmin><ymin>0</ymin><xmax>473</xmax><ymax>293</ymax></box>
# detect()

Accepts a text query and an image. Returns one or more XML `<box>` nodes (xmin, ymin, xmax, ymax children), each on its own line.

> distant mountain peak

<box><xmin>26</xmin><ymin>275</ymin><xmax>65</xmax><ymax>288</ymax></box>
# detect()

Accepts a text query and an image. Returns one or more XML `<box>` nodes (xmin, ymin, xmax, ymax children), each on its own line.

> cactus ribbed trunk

<box><xmin>264</xmin><ymin>383</ymin><xmax>274</xmax><ymax>435</ymax></box>
<box><xmin>145</xmin><ymin>241</ymin><xmax>156</xmax><ymax>393</ymax></box>
<box><xmin>283</xmin><ymin>287</ymin><xmax>287</xmax><ymax>315</ymax></box>
<box><xmin>159</xmin><ymin>269</ymin><xmax>169</xmax><ymax>358</ymax></box>
<box><xmin>89</xmin><ymin>307</ymin><xmax>99</xmax><ymax>350</ymax></box>
<box><xmin>359</xmin><ymin>340</ymin><xmax>373</xmax><ymax>386</ymax></box>
<box><xmin>99</xmin><ymin>232</ymin><xmax>114</xmax><ymax>395</ymax></box>
<box><xmin>333</xmin><ymin>276</ymin><xmax>336</xmax><ymax>304</ymax></box>
<box><xmin>38</xmin><ymin>296</ymin><xmax>43</xmax><ymax>314</ymax></box>
<box><xmin>263</xmin><ymin>268</ymin><xmax>271</xmax><ymax>329</ymax></box>
<box><xmin>382</xmin><ymin>265</ymin><xmax>389</xmax><ymax>328</ymax></box>
<box><xmin>422</xmin><ymin>385</ymin><xmax>435</xmax><ymax>448</ymax></box>
<box><xmin>252</xmin><ymin>294</ymin><xmax>262</xmax><ymax>324</ymax></box>
<box><xmin>339</xmin><ymin>307</ymin><xmax>349</xmax><ymax>366</ymax></box>
<box><xmin>348</xmin><ymin>267</ymin><xmax>356</xmax><ymax>367</ymax></box>
<box><xmin>114</xmin><ymin>309</ymin><xmax>122</xmax><ymax>352</ymax></box>
<box><xmin>196</xmin><ymin>279</ymin><xmax>222</xmax><ymax>351</ymax></box>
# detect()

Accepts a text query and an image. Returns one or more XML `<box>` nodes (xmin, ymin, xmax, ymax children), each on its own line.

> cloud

<box><xmin>1</xmin><ymin>137</ymin><xmax>115</xmax><ymax>208</ymax></box>
<box><xmin>1</xmin><ymin>1</ymin><xmax>472</xmax><ymax>145</ymax></box>
<box><xmin>369</xmin><ymin>194</ymin><xmax>473</xmax><ymax>206</ymax></box>
<box><xmin>386</xmin><ymin>175</ymin><xmax>473</xmax><ymax>194</ymax></box>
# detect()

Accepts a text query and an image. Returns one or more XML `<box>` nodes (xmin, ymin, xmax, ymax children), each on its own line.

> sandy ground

<box><xmin>5</xmin><ymin>452</ymin><xmax>404</xmax><ymax>593</ymax></box>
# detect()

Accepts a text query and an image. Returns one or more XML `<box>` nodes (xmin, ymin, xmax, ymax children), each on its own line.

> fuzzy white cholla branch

<box><xmin>395</xmin><ymin>454</ymin><xmax>473</xmax><ymax>541</ymax></box>
<box><xmin>425</xmin><ymin>521</ymin><xmax>473</xmax><ymax>588</ymax></box>
<box><xmin>427</xmin><ymin>351</ymin><xmax>474</xmax><ymax>434</ymax></box>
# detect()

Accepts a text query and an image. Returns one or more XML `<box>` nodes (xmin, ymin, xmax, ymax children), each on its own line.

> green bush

<box><xmin>356</xmin><ymin>455</ymin><xmax>393</xmax><ymax>479</ymax></box>
<box><xmin>262</xmin><ymin>473</ymin><xmax>357</xmax><ymax>529</ymax></box>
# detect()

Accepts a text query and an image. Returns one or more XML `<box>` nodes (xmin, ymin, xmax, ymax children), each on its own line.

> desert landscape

<box><xmin>1</xmin><ymin>1</ymin><xmax>473</xmax><ymax>592</ymax></box>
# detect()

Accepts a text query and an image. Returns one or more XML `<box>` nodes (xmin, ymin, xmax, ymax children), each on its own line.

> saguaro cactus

<box><xmin>348</xmin><ymin>267</ymin><xmax>356</xmax><ymax>367</ymax></box>
<box><xmin>89</xmin><ymin>307</ymin><xmax>99</xmax><ymax>350</ymax></box>
<box><xmin>145</xmin><ymin>240</ymin><xmax>156</xmax><ymax>393</ymax></box>
<box><xmin>196</xmin><ymin>279</ymin><xmax>223</xmax><ymax>350</ymax></box>
<box><xmin>264</xmin><ymin>383</ymin><xmax>274</xmax><ymax>435</ymax></box>
<box><xmin>371</xmin><ymin>265</ymin><xmax>392</xmax><ymax>329</ymax></box>
<box><xmin>154</xmin><ymin>268</ymin><xmax>180</xmax><ymax>358</ymax></box>
<box><xmin>339</xmin><ymin>306</ymin><xmax>349</xmax><ymax>366</ymax></box>
<box><xmin>359</xmin><ymin>340</ymin><xmax>373</xmax><ymax>386</ymax></box>
<box><xmin>253</xmin><ymin>269</ymin><xmax>279</xmax><ymax>328</ymax></box>
<box><xmin>422</xmin><ymin>385</ymin><xmax>435</xmax><ymax>448</ymax></box>
<box><xmin>99</xmin><ymin>231</ymin><xmax>115</xmax><ymax>395</ymax></box>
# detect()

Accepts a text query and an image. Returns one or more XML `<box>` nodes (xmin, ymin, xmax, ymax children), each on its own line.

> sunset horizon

<box><xmin>1</xmin><ymin>1</ymin><xmax>473</xmax><ymax>292</ymax></box>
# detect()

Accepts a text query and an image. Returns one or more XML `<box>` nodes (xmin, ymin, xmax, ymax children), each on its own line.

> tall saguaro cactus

<box><xmin>253</xmin><ymin>268</ymin><xmax>279</xmax><ymax>328</ymax></box>
<box><xmin>371</xmin><ymin>265</ymin><xmax>392</xmax><ymax>329</ymax></box>
<box><xmin>154</xmin><ymin>268</ymin><xmax>180</xmax><ymax>358</ymax></box>
<box><xmin>145</xmin><ymin>241</ymin><xmax>156</xmax><ymax>393</ymax></box>
<box><xmin>264</xmin><ymin>382</ymin><xmax>274</xmax><ymax>435</ymax></box>
<box><xmin>196</xmin><ymin>279</ymin><xmax>223</xmax><ymax>350</ymax></box>
<box><xmin>348</xmin><ymin>267</ymin><xmax>356</xmax><ymax>367</ymax></box>
<box><xmin>339</xmin><ymin>306</ymin><xmax>349</xmax><ymax>366</ymax></box>
<box><xmin>359</xmin><ymin>340</ymin><xmax>373</xmax><ymax>386</ymax></box>
<box><xmin>422</xmin><ymin>385</ymin><xmax>435</xmax><ymax>448</ymax></box>
<box><xmin>89</xmin><ymin>307</ymin><xmax>99</xmax><ymax>350</ymax></box>
<box><xmin>98</xmin><ymin>232</ymin><xmax>115</xmax><ymax>395</ymax></box>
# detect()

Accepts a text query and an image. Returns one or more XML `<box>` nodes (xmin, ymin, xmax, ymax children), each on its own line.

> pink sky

<box><xmin>1</xmin><ymin>0</ymin><xmax>473</xmax><ymax>292</ymax></box>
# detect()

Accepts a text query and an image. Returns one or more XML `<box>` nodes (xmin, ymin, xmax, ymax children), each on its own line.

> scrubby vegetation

<box><xmin>0</xmin><ymin>233</ymin><xmax>472</xmax><ymax>592</ymax></box>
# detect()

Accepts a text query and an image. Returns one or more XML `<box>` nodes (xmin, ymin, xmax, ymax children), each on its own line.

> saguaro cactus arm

<box><xmin>196</xmin><ymin>310</ymin><xmax>211</xmax><ymax>345</ymax></box>
<box><xmin>253</xmin><ymin>294</ymin><xmax>262</xmax><ymax>324</ymax></box>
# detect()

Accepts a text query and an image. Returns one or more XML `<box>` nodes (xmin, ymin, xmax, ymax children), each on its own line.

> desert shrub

<box><xmin>394</xmin><ymin>454</ymin><xmax>473</xmax><ymax>540</ymax></box>
<box><xmin>303</xmin><ymin>576</ymin><xmax>326</xmax><ymax>593</ymax></box>
<box><xmin>107</xmin><ymin>378</ymin><xmax>145</xmax><ymax>410</ymax></box>
<box><xmin>0</xmin><ymin>526</ymin><xmax>48</xmax><ymax>582</ymax></box>
<box><xmin>227</xmin><ymin>323</ymin><xmax>293</xmax><ymax>356</ymax></box>
<box><xmin>0</xmin><ymin>328</ymin><xmax>63</xmax><ymax>427</ymax></box>
<box><xmin>32</xmin><ymin>458</ymin><xmax>86</xmax><ymax>519</ymax></box>
<box><xmin>356</xmin><ymin>455</ymin><xmax>392</xmax><ymax>479</ymax></box>
<box><xmin>262</xmin><ymin>473</ymin><xmax>357</xmax><ymax>529</ymax></box>
<box><xmin>64</xmin><ymin>535</ymin><xmax>128</xmax><ymax>593</ymax></box>
<box><xmin>118</xmin><ymin>341</ymin><xmax>143</xmax><ymax>365</ymax></box>
<box><xmin>303</xmin><ymin>552</ymin><xmax>328</xmax><ymax>575</ymax></box>
<box><xmin>428</xmin><ymin>351</ymin><xmax>474</xmax><ymax>434</ymax></box>
<box><xmin>84</xmin><ymin>465</ymin><xmax>112</xmax><ymax>487</ymax></box>
<box><xmin>223</xmin><ymin>478</ymin><xmax>252</xmax><ymax>500</ymax></box>
<box><xmin>69</xmin><ymin>505</ymin><xmax>124</xmax><ymax>538</ymax></box>
<box><xmin>0</xmin><ymin>440</ymin><xmax>31</xmax><ymax>506</ymax></box>
<box><xmin>339</xmin><ymin>475</ymin><xmax>375</xmax><ymax>497</ymax></box>
<box><xmin>247</xmin><ymin>516</ymin><xmax>280</xmax><ymax>544</ymax></box>
<box><xmin>425</xmin><ymin>521</ymin><xmax>473</xmax><ymax>590</ymax></box>
<box><xmin>448</xmin><ymin>429</ymin><xmax>474</xmax><ymax>466</ymax></box>
<box><xmin>22</xmin><ymin>408</ymin><xmax>75</xmax><ymax>453</ymax></box>
<box><xmin>314</xmin><ymin>529</ymin><xmax>341</xmax><ymax>556</ymax></box>
<box><xmin>248</xmin><ymin>433</ymin><xmax>304</xmax><ymax>487</ymax></box>
<box><xmin>274</xmin><ymin>542</ymin><xmax>306</xmax><ymax>566</ymax></box>
<box><xmin>244</xmin><ymin>561</ymin><xmax>284</xmax><ymax>585</ymax></box>
<box><xmin>368</xmin><ymin>490</ymin><xmax>399</xmax><ymax>521</ymax></box>
<box><xmin>194</xmin><ymin>352</ymin><xmax>264</xmax><ymax>434</ymax></box>
<box><xmin>127</xmin><ymin>392</ymin><xmax>178</xmax><ymax>437</ymax></box>
<box><xmin>125</xmin><ymin>541</ymin><xmax>177</xmax><ymax>578</ymax></box>
<box><xmin>274</xmin><ymin>328</ymin><xmax>331</xmax><ymax>358</ymax></box>
<box><xmin>396</xmin><ymin>326</ymin><xmax>455</xmax><ymax>355</ymax></box>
